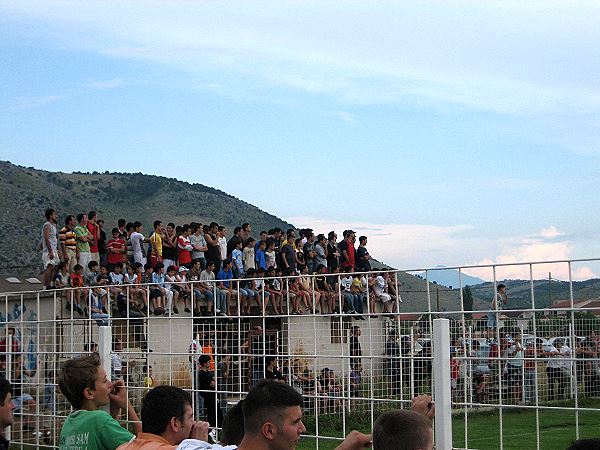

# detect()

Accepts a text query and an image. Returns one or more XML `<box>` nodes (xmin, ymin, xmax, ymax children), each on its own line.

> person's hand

<box><xmin>109</xmin><ymin>379</ymin><xmax>129</xmax><ymax>410</ymax></box>
<box><xmin>412</xmin><ymin>395</ymin><xmax>435</xmax><ymax>419</ymax></box>
<box><xmin>334</xmin><ymin>430</ymin><xmax>372</xmax><ymax>449</ymax></box>
<box><xmin>189</xmin><ymin>420</ymin><xmax>209</xmax><ymax>442</ymax></box>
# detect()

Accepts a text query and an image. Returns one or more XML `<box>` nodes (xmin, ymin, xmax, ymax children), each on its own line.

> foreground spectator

<box><xmin>372</xmin><ymin>400</ymin><xmax>434</xmax><ymax>450</ymax></box>
<box><xmin>58</xmin><ymin>354</ymin><xmax>141</xmax><ymax>450</ymax></box>
<box><xmin>117</xmin><ymin>385</ymin><xmax>211</xmax><ymax>450</ymax></box>
<box><xmin>0</xmin><ymin>378</ymin><xmax>14</xmax><ymax>450</ymax></box>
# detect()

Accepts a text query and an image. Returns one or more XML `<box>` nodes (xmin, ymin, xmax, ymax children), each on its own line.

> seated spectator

<box><xmin>57</xmin><ymin>354</ymin><xmax>141</xmax><ymax>449</ymax></box>
<box><xmin>197</xmin><ymin>260</ymin><xmax>218</xmax><ymax>316</ymax></box>
<box><xmin>175</xmin><ymin>266</ymin><xmax>192</xmax><ymax>313</ymax></box>
<box><xmin>164</xmin><ymin>265</ymin><xmax>181</xmax><ymax>314</ymax></box>
<box><xmin>264</xmin><ymin>267</ymin><xmax>283</xmax><ymax>315</ymax></box>
<box><xmin>298</xmin><ymin>265</ymin><xmax>320</xmax><ymax>313</ymax></box>
<box><xmin>216</xmin><ymin>260</ymin><xmax>235</xmax><ymax>316</ymax></box>
<box><xmin>68</xmin><ymin>264</ymin><xmax>85</xmax><ymax>315</ymax></box>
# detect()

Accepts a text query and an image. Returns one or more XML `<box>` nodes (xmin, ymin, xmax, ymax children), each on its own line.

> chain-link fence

<box><xmin>1</xmin><ymin>258</ymin><xmax>600</xmax><ymax>449</ymax></box>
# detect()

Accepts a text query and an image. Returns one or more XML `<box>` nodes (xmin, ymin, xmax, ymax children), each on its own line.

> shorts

<box><xmin>376</xmin><ymin>293</ymin><xmax>392</xmax><ymax>303</ymax></box>
<box><xmin>13</xmin><ymin>393</ymin><xmax>34</xmax><ymax>412</ymax></box>
<box><xmin>42</xmin><ymin>249</ymin><xmax>60</xmax><ymax>268</ymax></box>
<box><xmin>486</xmin><ymin>311</ymin><xmax>497</xmax><ymax>328</ymax></box>
<box><xmin>506</xmin><ymin>365</ymin><xmax>522</xmax><ymax>385</ymax></box>
<box><xmin>240</xmin><ymin>288</ymin><xmax>255</xmax><ymax>297</ymax></box>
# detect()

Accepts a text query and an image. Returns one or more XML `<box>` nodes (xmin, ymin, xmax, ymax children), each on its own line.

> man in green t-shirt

<box><xmin>58</xmin><ymin>354</ymin><xmax>141</xmax><ymax>450</ymax></box>
<box><xmin>74</xmin><ymin>213</ymin><xmax>94</xmax><ymax>274</ymax></box>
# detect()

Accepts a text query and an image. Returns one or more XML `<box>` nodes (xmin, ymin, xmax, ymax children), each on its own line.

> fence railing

<box><xmin>2</xmin><ymin>258</ymin><xmax>600</xmax><ymax>449</ymax></box>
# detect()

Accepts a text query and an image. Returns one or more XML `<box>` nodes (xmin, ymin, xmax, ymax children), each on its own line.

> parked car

<box><xmin>545</xmin><ymin>336</ymin><xmax>585</xmax><ymax>350</ymax></box>
<box><xmin>521</xmin><ymin>334</ymin><xmax>548</xmax><ymax>349</ymax></box>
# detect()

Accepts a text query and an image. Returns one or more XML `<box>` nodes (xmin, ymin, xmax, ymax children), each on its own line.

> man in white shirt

<box><xmin>130</xmin><ymin>221</ymin><xmax>148</xmax><ymax>266</ymax></box>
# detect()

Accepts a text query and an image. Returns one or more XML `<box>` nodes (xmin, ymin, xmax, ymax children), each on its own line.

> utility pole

<box><xmin>436</xmin><ymin>286</ymin><xmax>440</xmax><ymax>313</ymax></box>
<box><xmin>548</xmin><ymin>272</ymin><xmax>552</xmax><ymax>306</ymax></box>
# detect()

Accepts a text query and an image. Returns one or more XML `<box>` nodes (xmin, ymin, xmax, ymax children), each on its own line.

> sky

<box><xmin>1</xmin><ymin>1</ymin><xmax>600</xmax><ymax>281</ymax></box>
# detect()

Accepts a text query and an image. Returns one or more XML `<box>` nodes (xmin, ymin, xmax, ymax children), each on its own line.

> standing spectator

<box><xmin>504</xmin><ymin>337</ymin><xmax>524</xmax><ymax>402</ymax></box>
<box><xmin>264</xmin><ymin>356</ymin><xmax>285</xmax><ymax>382</ymax></box>
<box><xmin>130</xmin><ymin>221</ymin><xmax>148</xmax><ymax>266</ymax></box>
<box><xmin>205</xmin><ymin>222</ymin><xmax>221</xmax><ymax>269</ymax></box>
<box><xmin>326</xmin><ymin>231</ymin><xmax>340</xmax><ymax>270</ymax></box>
<box><xmin>87</xmin><ymin>211</ymin><xmax>101</xmax><ymax>263</ymax></box>
<box><xmin>162</xmin><ymin>222</ymin><xmax>177</xmax><ymax>270</ymax></box>
<box><xmin>190</xmin><ymin>223</ymin><xmax>208</xmax><ymax>269</ymax></box>
<box><xmin>523</xmin><ymin>343</ymin><xmax>538</xmax><ymax>403</ymax></box>
<box><xmin>487</xmin><ymin>283</ymin><xmax>508</xmax><ymax>339</ymax></box>
<box><xmin>241</xmin><ymin>222</ymin><xmax>252</xmax><ymax>242</ymax></box>
<box><xmin>227</xmin><ymin>226</ymin><xmax>244</xmax><ymax>259</ymax></box>
<box><xmin>255</xmin><ymin>239</ymin><xmax>267</xmax><ymax>271</ymax></box>
<box><xmin>264</xmin><ymin>239</ymin><xmax>277</xmax><ymax>270</ymax></box>
<box><xmin>350</xmin><ymin>326</ymin><xmax>363</xmax><ymax>375</ymax></box>
<box><xmin>149</xmin><ymin>220</ymin><xmax>164</xmax><ymax>268</ymax></box>
<box><xmin>385</xmin><ymin>330</ymin><xmax>402</xmax><ymax>396</ymax></box>
<box><xmin>303</xmin><ymin>232</ymin><xmax>317</xmax><ymax>274</ymax></box>
<box><xmin>243</xmin><ymin>238</ymin><xmax>256</xmax><ymax>272</ymax></box>
<box><xmin>217</xmin><ymin>225</ymin><xmax>228</xmax><ymax>265</ymax></box>
<box><xmin>280</xmin><ymin>230</ymin><xmax>297</xmax><ymax>275</ymax></box>
<box><xmin>177</xmin><ymin>224</ymin><xmax>193</xmax><ymax>269</ymax></box>
<box><xmin>231</xmin><ymin>241</ymin><xmax>244</xmax><ymax>278</ymax></box>
<box><xmin>314</xmin><ymin>234</ymin><xmax>328</xmax><ymax>269</ymax></box>
<box><xmin>59</xmin><ymin>215</ymin><xmax>78</xmax><ymax>272</ymax></box>
<box><xmin>97</xmin><ymin>219</ymin><xmax>107</xmax><ymax>266</ymax></box>
<box><xmin>74</xmin><ymin>213</ymin><xmax>94</xmax><ymax>270</ymax></box>
<box><xmin>355</xmin><ymin>235</ymin><xmax>371</xmax><ymax>272</ymax></box>
<box><xmin>41</xmin><ymin>208</ymin><xmax>61</xmax><ymax>289</ymax></box>
<box><xmin>197</xmin><ymin>355</ymin><xmax>223</xmax><ymax>427</ymax></box>
<box><xmin>339</xmin><ymin>230</ymin><xmax>356</xmax><ymax>271</ymax></box>
<box><xmin>106</xmin><ymin>228</ymin><xmax>126</xmax><ymax>266</ymax></box>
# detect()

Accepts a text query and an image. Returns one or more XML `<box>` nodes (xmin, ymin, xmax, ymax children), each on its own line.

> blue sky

<box><xmin>2</xmin><ymin>1</ymin><xmax>600</xmax><ymax>279</ymax></box>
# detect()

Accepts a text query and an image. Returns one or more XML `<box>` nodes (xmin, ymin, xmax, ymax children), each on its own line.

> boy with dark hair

<box><xmin>0</xmin><ymin>378</ymin><xmax>13</xmax><ymax>450</ymax></box>
<box><xmin>238</xmin><ymin>380</ymin><xmax>305</xmax><ymax>450</ymax></box>
<box><xmin>372</xmin><ymin>409</ymin><xmax>433</xmax><ymax>450</ymax></box>
<box><xmin>117</xmin><ymin>385</ymin><xmax>209</xmax><ymax>450</ymax></box>
<box><xmin>57</xmin><ymin>354</ymin><xmax>141</xmax><ymax>449</ymax></box>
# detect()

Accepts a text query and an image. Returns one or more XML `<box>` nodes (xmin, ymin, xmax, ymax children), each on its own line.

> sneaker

<box><xmin>215</xmin><ymin>309</ymin><xmax>221</xmax><ymax>314</ymax></box>
<box><xmin>173</xmin><ymin>306</ymin><xmax>179</xmax><ymax>314</ymax></box>
<box><xmin>184</xmin><ymin>307</ymin><xmax>191</xmax><ymax>313</ymax></box>
<box><xmin>75</xmin><ymin>305</ymin><xmax>84</xmax><ymax>316</ymax></box>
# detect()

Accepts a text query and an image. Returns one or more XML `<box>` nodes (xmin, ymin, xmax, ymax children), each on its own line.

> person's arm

<box><xmin>43</xmin><ymin>223</ymin><xmax>54</xmax><ymax>258</ymax></box>
<box><xmin>281</xmin><ymin>248</ymin><xmax>290</xmax><ymax>268</ymax></box>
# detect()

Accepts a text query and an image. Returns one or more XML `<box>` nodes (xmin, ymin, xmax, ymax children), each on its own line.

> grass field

<box><xmin>296</xmin><ymin>399</ymin><xmax>600</xmax><ymax>450</ymax></box>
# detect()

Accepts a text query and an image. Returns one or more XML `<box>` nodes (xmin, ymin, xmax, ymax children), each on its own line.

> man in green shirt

<box><xmin>58</xmin><ymin>354</ymin><xmax>141</xmax><ymax>450</ymax></box>
<box><xmin>74</xmin><ymin>213</ymin><xmax>94</xmax><ymax>273</ymax></box>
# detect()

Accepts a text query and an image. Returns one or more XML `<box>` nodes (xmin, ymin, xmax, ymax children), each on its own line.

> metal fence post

<box><xmin>433</xmin><ymin>318</ymin><xmax>452</xmax><ymax>450</ymax></box>
<box><xmin>98</xmin><ymin>326</ymin><xmax>112</xmax><ymax>412</ymax></box>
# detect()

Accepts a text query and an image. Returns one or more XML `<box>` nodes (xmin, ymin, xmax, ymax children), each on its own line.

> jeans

<box><xmin>343</xmin><ymin>293</ymin><xmax>363</xmax><ymax>313</ymax></box>
<box><xmin>524</xmin><ymin>370</ymin><xmax>536</xmax><ymax>403</ymax></box>
<box><xmin>216</xmin><ymin>289</ymin><xmax>228</xmax><ymax>312</ymax></box>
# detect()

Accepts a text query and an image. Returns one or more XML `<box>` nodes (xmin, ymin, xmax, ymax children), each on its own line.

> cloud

<box><xmin>465</xmin><ymin>228</ymin><xmax>596</xmax><ymax>282</ymax></box>
<box><xmin>289</xmin><ymin>217</ymin><xmax>596</xmax><ymax>282</ymax></box>
<box><xmin>87</xmin><ymin>78</ymin><xmax>125</xmax><ymax>90</ymax></box>
<box><xmin>327</xmin><ymin>110</ymin><xmax>358</xmax><ymax>124</ymax></box>
<box><xmin>3</xmin><ymin>1</ymin><xmax>600</xmax><ymax>116</ymax></box>
<box><xmin>13</xmin><ymin>95</ymin><xmax>65</xmax><ymax>109</ymax></box>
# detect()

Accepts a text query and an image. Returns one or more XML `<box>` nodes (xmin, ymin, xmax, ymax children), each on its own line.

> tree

<box><xmin>462</xmin><ymin>285</ymin><xmax>473</xmax><ymax>319</ymax></box>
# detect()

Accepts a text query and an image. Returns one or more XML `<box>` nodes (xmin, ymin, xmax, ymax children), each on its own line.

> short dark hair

<box><xmin>0</xmin><ymin>378</ymin><xmax>11</xmax><ymax>406</ymax></box>
<box><xmin>234</xmin><ymin>226</ymin><xmax>242</xmax><ymax>235</ymax></box>
<box><xmin>118</xmin><ymin>219</ymin><xmax>126</xmax><ymax>227</ymax></box>
<box><xmin>133</xmin><ymin>221</ymin><xmax>142</xmax><ymax>229</ymax></box>
<box><xmin>359</xmin><ymin>235</ymin><xmax>367</xmax><ymax>243</ymax></box>
<box><xmin>88</xmin><ymin>211</ymin><xmax>96</xmax><ymax>220</ymax></box>
<box><xmin>58</xmin><ymin>354</ymin><xmax>101</xmax><ymax>409</ymax></box>
<box><xmin>88</xmin><ymin>260</ymin><xmax>98</xmax><ymax>270</ymax></box>
<box><xmin>77</xmin><ymin>213</ymin><xmax>86</xmax><ymax>223</ymax></box>
<box><xmin>221</xmin><ymin>400</ymin><xmax>245</xmax><ymax>446</ymax></box>
<box><xmin>497</xmin><ymin>283</ymin><xmax>506</xmax><ymax>291</ymax></box>
<box><xmin>153</xmin><ymin>220</ymin><xmax>162</xmax><ymax>230</ymax></box>
<box><xmin>242</xmin><ymin>380</ymin><xmax>303</xmax><ymax>435</ymax></box>
<box><xmin>567</xmin><ymin>438</ymin><xmax>600</xmax><ymax>450</ymax></box>
<box><xmin>198</xmin><ymin>354</ymin><xmax>211</xmax><ymax>365</ymax></box>
<box><xmin>45</xmin><ymin>208</ymin><xmax>55</xmax><ymax>220</ymax></box>
<box><xmin>242</xmin><ymin>223</ymin><xmax>250</xmax><ymax>231</ymax></box>
<box><xmin>65</xmin><ymin>215</ymin><xmax>75</xmax><ymax>225</ymax></box>
<box><xmin>373</xmin><ymin>410</ymin><xmax>432</xmax><ymax>450</ymax></box>
<box><xmin>141</xmin><ymin>386</ymin><xmax>192</xmax><ymax>435</ymax></box>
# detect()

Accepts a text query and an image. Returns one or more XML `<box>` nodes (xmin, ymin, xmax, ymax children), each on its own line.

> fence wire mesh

<box><xmin>1</xmin><ymin>259</ymin><xmax>600</xmax><ymax>449</ymax></box>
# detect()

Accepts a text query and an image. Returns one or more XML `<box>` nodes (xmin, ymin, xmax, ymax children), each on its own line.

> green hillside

<box><xmin>0</xmin><ymin>161</ymin><xmax>294</xmax><ymax>275</ymax></box>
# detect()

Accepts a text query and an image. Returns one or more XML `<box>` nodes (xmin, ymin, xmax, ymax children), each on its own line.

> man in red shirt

<box><xmin>339</xmin><ymin>230</ymin><xmax>356</xmax><ymax>271</ymax></box>
<box><xmin>177</xmin><ymin>224</ymin><xmax>193</xmax><ymax>268</ymax></box>
<box><xmin>106</xmin><ymin>228</ymin><xmax>126</xmax><ymax>266</ymax></box>
<box><xmin>87</xmin><ymin>211</ymin><xmax>100</xmax><ymax>263</ymax></box>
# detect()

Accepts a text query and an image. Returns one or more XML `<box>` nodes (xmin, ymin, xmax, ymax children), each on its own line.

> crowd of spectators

<box><xmin>40</xmin><ymin>208</ymin><xmax>401</xmax><ymax>319</ymax></box>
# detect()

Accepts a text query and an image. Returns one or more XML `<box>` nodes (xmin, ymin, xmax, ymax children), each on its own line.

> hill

<box><xmin>415</xmin><ymin>267</ymin><xmax>485</xmax><ymax>288</ymax></box>
<box><xmin>0</xmin><ymin>161</ymin><xmax>294</xmax><ymax>275</ymax></box>
<box><xmin>467</xmin><ymin>278</ymin><xmax>600</xmax><ymax>310</ymax></box>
